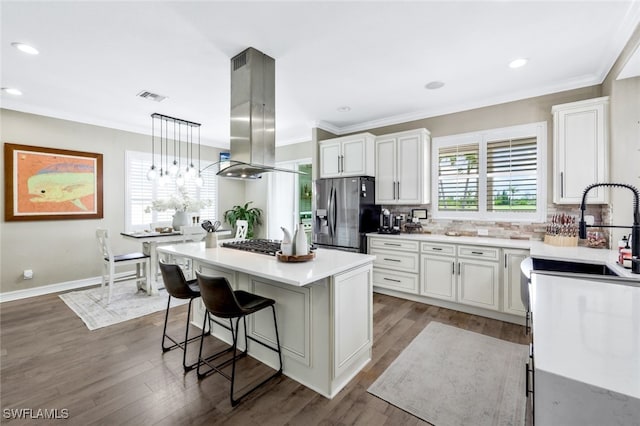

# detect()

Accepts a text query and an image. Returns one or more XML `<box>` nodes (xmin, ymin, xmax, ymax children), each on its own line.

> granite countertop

<box><xmin>157</xmin><ymin>242</ymin><xmax>375</xmax><ymax>287</ymax></box>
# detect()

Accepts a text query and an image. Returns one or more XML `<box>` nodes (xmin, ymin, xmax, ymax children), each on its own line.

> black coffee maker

<box><xmin>379</xmin><ymin>209</ymin><xmax>400</xmax><ymax>234</ymax></box>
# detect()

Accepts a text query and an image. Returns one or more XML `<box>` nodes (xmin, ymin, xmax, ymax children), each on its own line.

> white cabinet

<box><xmin>421</xmin><ymin>243</ymin><xmax>500</xmax><ymax>310</ymax></box>
<box><xmin>421</xmin><ymin>249</ymin><xmax>456</xmax><ymax>301</ymax></box>
<box><xmin>319</xmin><ymin>133</ymin><xmax>375</xmax><ymax>178</ymax></box>
<box><xmin>503</xmin><ymin>249</ymin><xmax>529</xmax><ymax>316</ymax></box>
<box><xmin>369</xmin><ymin>237</ymin><xmax>419</xmax><ymax>294</ymax></box>
<box><xmin>375</xmin><ymin>129</ymin><xmax>430</xmax><ymax>204</ymax></box>
<box><xmin>552</xmin><ymin>96</ymin><xmax>609</xmax><ymax>204</ymax></box>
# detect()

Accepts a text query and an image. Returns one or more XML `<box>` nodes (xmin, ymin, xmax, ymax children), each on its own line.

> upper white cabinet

<box><xmin>375</xmin><ymin>128</ymin><xmax>431</xmax><ymax>204</ymax></box>
<box><xmin>318</xmin><ymin>133</ymin><xmax>375</xmax><ymax>178</ymax></box>
<box><xmin>552</xmin><ymin>96</ymin><xmax>609</xmax><ymax>204</ymax></box>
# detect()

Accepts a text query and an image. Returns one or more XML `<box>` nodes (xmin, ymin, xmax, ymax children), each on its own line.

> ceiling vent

<box><xmin>136</xmin><ymin>90</ymin><xmax>167</xmax><ymax>102</ymax></box>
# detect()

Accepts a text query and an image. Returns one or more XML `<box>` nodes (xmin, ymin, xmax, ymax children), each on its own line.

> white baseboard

<box><xmin>0</xmin><ymin>274</ymin><xmax>130</xmax><ymax>303</ymax></box>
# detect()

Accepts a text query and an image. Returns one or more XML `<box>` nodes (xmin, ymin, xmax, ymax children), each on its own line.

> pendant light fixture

<box><xmin>147</xmin><ymin>113</ymin><xmax>202</xmax><ymax>186</ymax></box>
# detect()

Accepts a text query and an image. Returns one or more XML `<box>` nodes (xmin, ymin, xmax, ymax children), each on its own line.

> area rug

<box><xmin>368</xmin><ymin>322</ymin><xmax>528</xmax><ymax>426</ymax></box>
<box><xmin>59</xmin><ymin>281</ymin><xmax>188</xmax><ymax>331</ymax></box>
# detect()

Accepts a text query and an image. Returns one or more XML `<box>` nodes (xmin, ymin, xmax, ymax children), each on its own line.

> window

<box><xmin>125</xmin><ymin>151</ymin><xmax>218</xmax><ymax>231</ymax></box>
<box><xmin>432</xmin><ymin>122</ymin><xmax>546</xmax><ymax>222</ymax></box>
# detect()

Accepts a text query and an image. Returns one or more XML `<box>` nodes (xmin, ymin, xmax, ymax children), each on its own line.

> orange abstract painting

<box><xmin>4</xmin><ymin>143</ymin><xmax>103</xmax><ymax>221</ymax></box>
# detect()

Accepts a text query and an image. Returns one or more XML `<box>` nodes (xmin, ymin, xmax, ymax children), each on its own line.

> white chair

<box><xmin>235</xmin><ymin>220</ymin><xmax>248</xmax><ymax>239</ymax></box>
<box><xmin>96</xmin><ymin>229</ymin><xmax>150</xmax><ymax>304</ymax></box>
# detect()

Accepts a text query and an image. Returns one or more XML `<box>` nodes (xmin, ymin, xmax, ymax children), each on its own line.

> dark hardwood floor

<box><xmin>0</xmin><ymin>291</ymin><xmax>529</xmax><ymax>425</ymax></box>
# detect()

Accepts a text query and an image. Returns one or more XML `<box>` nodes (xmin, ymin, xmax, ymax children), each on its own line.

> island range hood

<box><xmin>218</xmin><ymin>47</ymin><xmax>303</xmax><ymax>179</ymax></box>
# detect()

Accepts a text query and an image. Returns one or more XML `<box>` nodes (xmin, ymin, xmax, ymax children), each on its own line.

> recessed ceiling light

<box><xmin>509</xmin><ymin>58</ymin><xmax>528</xmax><ymax>69</ymax></box>
<box><xmin>1</xmin><ymin>87</ymin><xmax>23</xmax><ymax>96</ymax></box>
<box><xmin>337</xmin><ymin>106</ymin><xmax>351</xmax><ymax>112</ymax></box>
<box><xmin>11</xmin><ymin>42</ymin><xmax>39</xmax><ymax>55</ymax></box>
<box><xmin>425</xmin><ymin>81</ymin><xmax>445</xmax><ymax>90</ymax></box>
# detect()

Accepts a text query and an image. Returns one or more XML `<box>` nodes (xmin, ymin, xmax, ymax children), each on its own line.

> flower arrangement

<box><xmin>145</xmin><ymin>187</ymin><xmax>211</xmax><ymax>213</ymax></box>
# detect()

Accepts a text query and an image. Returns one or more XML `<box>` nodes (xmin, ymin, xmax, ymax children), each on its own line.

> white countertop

<box><xmin>157</xmin><ymin>242</ymin><xmax>375</xmax><ymax>287</ymax></box>
<box><xmin>367</xmin><ymin>232</ymin><xmax>532</xmax><ymax>249</ymax></box>
<box><xmin>367</xmin><ymin>233</ymin><xmax>640</xmax><ymax>279</ymax></box>
<box><xmin>531</xmin><ymin>273</ymin><xmax>640</xmax><ymax>399</ymax></box>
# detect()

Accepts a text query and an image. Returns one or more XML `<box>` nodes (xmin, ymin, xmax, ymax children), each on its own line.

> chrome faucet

<box><xmin>578</xmin><ymin>183</ymin><xmax>640</xmax><ymax>259</ymax></box>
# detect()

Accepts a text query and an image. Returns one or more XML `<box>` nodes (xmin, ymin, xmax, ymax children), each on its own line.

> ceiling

<box><xmin>2</xmin><ymin>1</ymin><xmax>640</xmax><ymax>148</ymax></box>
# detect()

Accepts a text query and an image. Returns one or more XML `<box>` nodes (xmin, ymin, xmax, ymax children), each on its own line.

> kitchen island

<box><xmin>157</xmin><ymin>242</ymin><xmax>375</xmax><ymax>398</ymax></box>
<box><xmin>530</xmin><ymin>272</ymin><xmax>640</xmax><ymax>425</ymax></box>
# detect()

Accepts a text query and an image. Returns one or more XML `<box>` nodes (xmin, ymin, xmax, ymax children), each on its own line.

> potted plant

<box><xmin>145</xmin><ymin>187</ymin><xmax>211</xmax><ymax>231</ymax></box>
<box><xmin>224</xmin><ymin>202</ymin><xmax>263</xmax><ymax>238</ymax></box>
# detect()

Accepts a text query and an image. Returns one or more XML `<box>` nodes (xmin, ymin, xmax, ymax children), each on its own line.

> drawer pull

<box><xmin>383</xmin><ymin>258</ymin><xmax>401</xmax><ymax>262</ymax></box>
<box><xmin>384</xmin><ymin>243</ymin><xmax>402</xmax><ymax>246</ymax></box>
<box><xmin>432</xmin><ymin>247</ymin><xmax>443</xmax><ymax>251</ymax></box>
<box><xmin>383</xmin><ymin>277</ymin><xmax>401</xmax><ymax>283</ymax></box>
<box><xmin>471</xmin><ymin>251</ymin><xmax>484</xmax><ymax>255</ymax></box>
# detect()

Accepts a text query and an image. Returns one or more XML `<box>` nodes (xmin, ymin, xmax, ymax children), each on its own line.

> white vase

<box><xmin>172</xmin><ymin>211</ymin><xmax>191</xmax><ymax>231</ymax></box>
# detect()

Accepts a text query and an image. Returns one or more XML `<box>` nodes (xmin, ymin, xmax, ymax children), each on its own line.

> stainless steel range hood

<box><xmin>218</xmin><ymin>47</ymin><xmax>303</xmax><ymax>179</ymax></box>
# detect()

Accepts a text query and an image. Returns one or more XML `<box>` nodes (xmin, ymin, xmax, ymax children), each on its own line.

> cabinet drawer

<box><xmin>370</xmin><ymin>249</ymin><xmax>419</xmax><ymax>273</ymax></box>
<box><xmin>373</xmin><ymin>269</ymin><xmax>418</xmax><ymax>294</ymax></box>
<box><xmin>457</xmin><ymin>245</ymin><xmax>500</xmax><ymax>261</ymax></box>
<box><xmin>420</xmin><ymin>242</ymin><xmax>455</xmax><ymax>256</ymax></box>
<box><xmin>369</xmin><ymin>238</ymin><xmax>419</xmax><ymax>252</ymax></box>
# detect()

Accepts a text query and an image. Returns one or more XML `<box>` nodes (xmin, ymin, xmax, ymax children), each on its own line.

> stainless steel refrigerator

<box><xmin>313</xmin><ymin>176</ymin><xmax>380</xmax><ymax>253</ymax></box>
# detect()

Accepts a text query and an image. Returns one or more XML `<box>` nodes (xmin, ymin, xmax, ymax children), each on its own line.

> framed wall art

<box><xmin>4</xmin><ymin>143</ymin><xmax>103</xmax><ymax>221</ymax></box>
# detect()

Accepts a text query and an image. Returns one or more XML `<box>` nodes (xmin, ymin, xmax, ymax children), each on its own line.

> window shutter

<box><xmin>486</xmin><ymin>137</ymin><xmax>537</xmax><ymax>212</ymax></box>
<box><xmin>125</xmin><ymin>151</ymin><xmax>218</xmax><ymax>229</ymax></box>
<box><xmin>437</xmin><ymin>143</ymin><xmax>480</xmax><ymax>211</ymax></box>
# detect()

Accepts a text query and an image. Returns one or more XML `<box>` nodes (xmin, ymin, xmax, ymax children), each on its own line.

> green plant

<box><xmin>224</xmin><ymin>202</ymin><xmax>263</xmax><ymax>238</ymax></box>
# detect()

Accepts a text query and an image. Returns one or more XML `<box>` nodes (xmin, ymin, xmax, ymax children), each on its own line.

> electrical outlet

<box><xmin>23</xmin><ymin>269</ymin><xmax>33</xmax><ymax>280</ymax></box>
<box><xmin>477</xmin><ymin>228</ymin><xmax>489</xmax><ymax>236</ymax></box>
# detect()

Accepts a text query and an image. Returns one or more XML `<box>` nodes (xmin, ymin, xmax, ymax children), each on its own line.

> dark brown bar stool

<box><xmin>159</xmin><ymin>261</ymin><xmax>203</xmax><ymax>371</ymax></box>
<box><xmin>195</xmin><ymin>271</ymin><xmax>283</xmax><ymax>407</ymax></box>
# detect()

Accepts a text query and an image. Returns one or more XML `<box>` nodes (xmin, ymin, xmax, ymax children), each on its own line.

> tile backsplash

<box><xmin>384</xmin><ymin>204</ymin><xmax>612</xmax><ymax>246</ymax></box>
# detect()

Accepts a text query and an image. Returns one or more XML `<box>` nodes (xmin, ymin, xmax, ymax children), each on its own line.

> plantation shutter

<box><xmin>486</xmin><ymin>137</ymin><xmax>537</xmax><ymax>212</ymax></box>
<box><xmin>437</xmin><ymin>143</ymin><xmax>480</xmax><ymax>211</ymax></box>
<box><xmin>125</xmin><ymin>151</ymin><xmax>218</xmax><ymax>229</ymax></box>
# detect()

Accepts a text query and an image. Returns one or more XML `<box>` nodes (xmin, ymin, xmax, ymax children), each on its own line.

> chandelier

<box><xmin>147</xmin><ymin>113</ymin><xmax>203</xmax><ymax>187</ymax></box>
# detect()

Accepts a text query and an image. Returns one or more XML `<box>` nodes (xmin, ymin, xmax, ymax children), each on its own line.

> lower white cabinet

<box><xmin>420</xmin><ymin>253</ymin><xmax>456</xmax><ymax>301</ymax></box>
<box><xmin>457</xmin><ymin>258</ymin><xmax>500</xmax><ymax>311</ymax></box>
<box><xmin>371</xmin><ymin>236</ymin><xmax>529</xmax><ymax>323</ymax></box>
<box><xmin>369</xmin><ymin>237</ymin><xmax>419</xmax><ymax>294</ymax></box>
<box><xmin>503</xmin><ymin>249</ymin><xmax>529</xmax><ymax>316</ymax></box>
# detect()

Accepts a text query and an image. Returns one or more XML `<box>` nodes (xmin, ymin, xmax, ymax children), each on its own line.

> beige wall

<box><xmin>0</xmin><ymin>109</ymin><xmax>244</xmax><ymax>293</ymax></box>
<box><xmin>602</xmin><ymin>23</ymin><xmax>640</xmax><ymax>245</ymax></box>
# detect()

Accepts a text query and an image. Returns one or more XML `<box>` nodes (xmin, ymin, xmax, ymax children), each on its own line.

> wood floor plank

<box><xmin>0</xmin><ymin>290</ymin><xmax>528</xmax><ymax>425</ymax></box>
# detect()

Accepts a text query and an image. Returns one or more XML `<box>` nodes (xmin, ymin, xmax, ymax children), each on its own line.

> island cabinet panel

<box><xmin>332</xmin><ymin>264</ymin><xmax>372</xmax><ymax>380</ymax></box>
<box><xmin>250</xmin><ymin>277</ymin><xmax>311</xmax><ymax>366</ymax></box>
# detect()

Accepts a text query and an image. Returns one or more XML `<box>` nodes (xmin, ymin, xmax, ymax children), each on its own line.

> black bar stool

<box><xmin>159</xmin><ymin>261</ymin><xmax>204</xmax><ymax>371</ymax></box>
<box><xmin>195</xmin><ymin>271</ymin><xmax>283</xmax><ymax>407</ymax></box>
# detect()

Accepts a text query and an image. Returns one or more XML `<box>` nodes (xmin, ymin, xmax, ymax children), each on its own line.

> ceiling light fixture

<box><xmin>509</xmin><ymin>58</ymin><xmax>528</xmax><ymax>69</ymax></box>
<box><xmin>425</xmin><ymin>81</ymin><xmax>445</xmax><ymax>90</ymax></box>
<box><xmin>11</xmin><ymin>42</ymin><xmax>39</xmax><ymax>55</ymax></box>
<box><xmin>148</xmin><ymin>113</ymin><xmax>203</xmax><ymax>187</ymax></box>
<box><xmin>1</xmin><ymin>87</ymin><xmax>22</xmax><ymax>96</ymax></box>
<box><xmin>337</xmin><ymin>106</ymin><xmax>351</xmax><ymax>112</ymax></box>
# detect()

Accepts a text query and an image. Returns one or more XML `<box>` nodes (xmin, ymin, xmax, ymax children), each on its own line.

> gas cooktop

<box><xmin>222</xmin><ymin>239</ymin><xmax>282</xmax><ymax>256</ymax></box>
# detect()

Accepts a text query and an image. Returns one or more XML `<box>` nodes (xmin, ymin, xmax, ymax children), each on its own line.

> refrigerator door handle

<box><xmin>332</xmin><ymin>186</ymin><xmax>338</xmax><ymax>236</ymax></box>
<box><xmin>327</xmin><ymin>186</ymin><xmax>334</xmax><ymax>238</ymax></box>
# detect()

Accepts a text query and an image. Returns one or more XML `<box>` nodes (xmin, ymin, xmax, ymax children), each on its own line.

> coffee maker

<box><xmin>379</xmin><ymin>209</ymin><xmax>400</xmax><ymax>234</ymax></box>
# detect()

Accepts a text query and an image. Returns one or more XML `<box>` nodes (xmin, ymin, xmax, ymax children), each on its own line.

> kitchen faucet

<box><xmin>578</xmin><ymin>183</ymin><xmax>640</xmax><ymax>259</ymax></box>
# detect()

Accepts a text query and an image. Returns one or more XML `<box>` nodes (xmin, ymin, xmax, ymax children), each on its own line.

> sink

<box><xmin>521</xmin><ymin>257</ymin><xmax>624</xmax><ymax>308</ymax></box>
<box><xmin>531</xmin><ymin>258</ymin><xmax>619</xmax><ymax>276</ymax></box>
